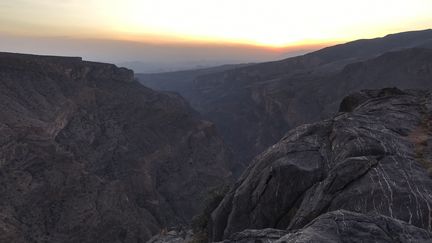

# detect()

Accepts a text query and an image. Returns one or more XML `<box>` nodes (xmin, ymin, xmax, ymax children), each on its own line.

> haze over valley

<box><xmin>2</xmin><ymin>0</ymin><xmax>431</xmax><ymax>72</ymax></box>
<box><xmin>1</xmin><ymin>34</ymin><xmax>318</xmax><ymax>73</ymax></box>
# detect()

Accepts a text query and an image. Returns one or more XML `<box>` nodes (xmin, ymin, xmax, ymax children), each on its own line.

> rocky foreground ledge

<box><xmin>209</xmin><ymin>88</ymin><xmax>432</xmax><ymax>242</ymax></box>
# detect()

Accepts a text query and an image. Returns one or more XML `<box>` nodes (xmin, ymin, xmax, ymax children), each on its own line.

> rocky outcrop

<box><xmin>0</xmin><ymin>52</ymin><xmax>232</xmax><ymax>242</ymax></box>
<box><xmin>210</xmin><ymin>88</ymin><xmax>432</xmax><ymax>241</ymax></box>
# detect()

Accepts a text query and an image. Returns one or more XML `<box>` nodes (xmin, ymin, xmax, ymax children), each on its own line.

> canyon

<box><xmin>1</xmin><ymin>29</ymin><xmax>432</xmax><ymax>243</ymax></box>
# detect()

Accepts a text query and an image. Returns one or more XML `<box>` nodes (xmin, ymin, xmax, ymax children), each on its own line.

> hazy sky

<box><xmin>1</xmin><ymin>0</ymin><xmax>431</xmax><ymax>72</ymax></box>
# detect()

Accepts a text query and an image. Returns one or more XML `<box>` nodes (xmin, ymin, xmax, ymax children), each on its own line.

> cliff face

<box><xmin>210</xmin><ymin>88</ymin><xmax>432</xmax><ymax>242</ymax></box>
<box><xmin>0</xmin><ymin>53</ymin><xmax>232</xmax><ymax>242</ymax></box>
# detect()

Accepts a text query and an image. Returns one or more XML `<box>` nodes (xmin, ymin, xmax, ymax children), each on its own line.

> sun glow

<box><xmin>97</xmin><ymin>0</ymin><xmax>432</xmax><ymax>47</ymax></box>
<box><xmin>1</xmin><ymin>0</ymin><xmax>432</xmax><ymax>47</ymax></box>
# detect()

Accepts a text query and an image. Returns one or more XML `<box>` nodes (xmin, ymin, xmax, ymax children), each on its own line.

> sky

<box><xmin>1</xmin><ymin>0</ymin><xmax>431</xmax><ymax>72</ymax></box>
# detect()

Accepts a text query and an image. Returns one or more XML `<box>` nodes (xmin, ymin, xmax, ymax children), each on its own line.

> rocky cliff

<box><xmin>210</xmin><ymin>88</ymin><xmax>432</xmax><ymax>242</ymax></box>
<box><xmin>0</xmin><ymin>52</ymin><xmax>232</xmax><ymax>242</ymax></box>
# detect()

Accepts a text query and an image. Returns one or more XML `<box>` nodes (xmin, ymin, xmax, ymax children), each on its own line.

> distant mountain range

<box><xmin>137</xmin><ymin>29</ymin><xmax>432</xmax><ymax>170</ymax></box>
<box><xmin>118</xmin><ymin>60</ymin><xmax>246</xmax><ymax>74</ymax></box>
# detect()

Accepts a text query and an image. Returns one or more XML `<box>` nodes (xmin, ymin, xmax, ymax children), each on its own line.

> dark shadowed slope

<box><xmin>137</xmin><ymin>29</ymin><xmax>432</xmax><ymax>168</ymax></box>
<box><xmin>210</xmin><ymin>88</ymin><xmax>432</xmax><ymax>242</ymax></box>
<box><xmin>0</xmin><ymin>52</ymin><xmax>232</xmax><ymax>242</ymax></box>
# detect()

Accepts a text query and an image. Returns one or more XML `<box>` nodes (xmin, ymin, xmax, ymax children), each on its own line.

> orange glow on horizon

<box><xmin>101</xmin><ymin>31</ymin><xmax>334</xmax><ymax>50</ymax></box>
<box><xmin>0</xmin><ymin>0</ymin><xmax>431</xmax><ymax>49</ymax></box>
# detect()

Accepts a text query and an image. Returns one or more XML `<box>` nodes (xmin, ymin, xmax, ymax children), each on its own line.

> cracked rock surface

<box><xmin>222</xmin><ymin>210</ymin><xmax>432</xmax><ymax>243</ymax></box>
<box><xmin>210</xmin><ymin>88</ymin><xmax>432</xmax><ymax>242</ymax></box>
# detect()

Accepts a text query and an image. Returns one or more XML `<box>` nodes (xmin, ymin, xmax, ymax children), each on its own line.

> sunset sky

<box><xmin>1</xmin><ymin>0</ymin><xmax>431</xmax><ymax>72</ymax></box>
